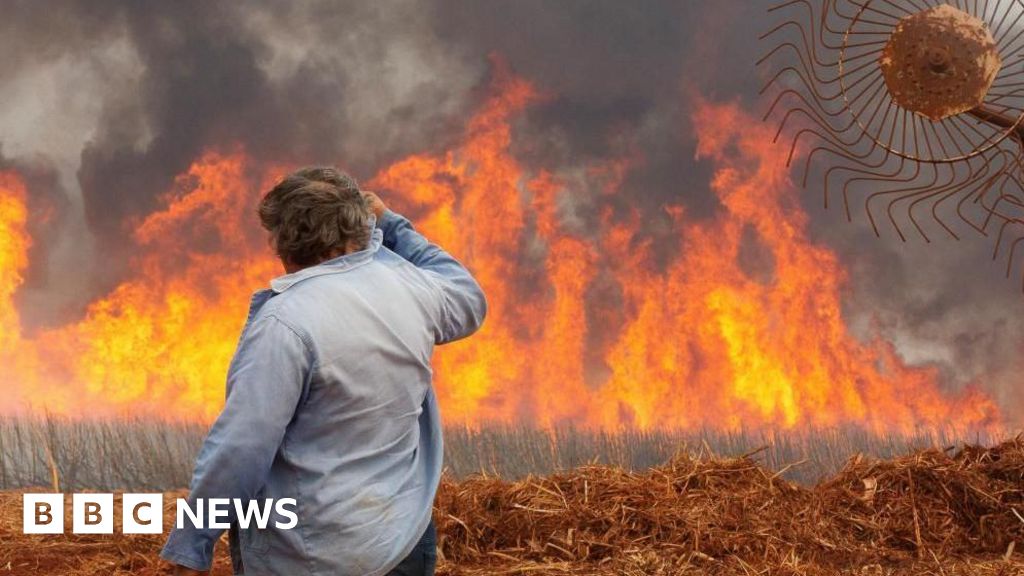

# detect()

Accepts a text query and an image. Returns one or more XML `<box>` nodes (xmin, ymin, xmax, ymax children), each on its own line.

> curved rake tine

<box><xmin>904</xmin><ymin>160</ymin><xmax>993</xmax><ymax>240</ymax></box>
<box><xmin>757</xmin><ymin>42</ymin><xmax>843</xmax><ymax>87</ymax></box>
<box><xmin>758</xmin><ymin>51</ymin><xmax>879</xmax><ymax>97</ymax></box>
<box><xmin>760</xmin><ymin>10</ymin><xmax>885</xmax><ymax>72</ymax></box>
<box><xmin>975</xmin><ymin>148</ymin><xmax>1024</xmax><ymax>222</ymax></box>
<box><xmin>995</xmin><ymin>218</ymin><xmax>1024</xmax><ymax>291</ymax></box>
<box><xmin>771</xmin><ymin>79</ymin><xmax>892</xmax><ymax>170</ymax></box>
<box><xmin>835</xmin><ymin>100</ymin><xmax>906</xmax><ymax>215</ymax></box>
<box><xmin>764</xmin><ymin>61</ymin><xmax>884</xmax><ymax>134</ymax></box>
<box><xmin>767</xmin><ymin>80</ymin><xmax>879</xmax><ymax>148</ymax></box>
<box><xmin>957</xmin><ymin>147</ymin><xmax>1017</xmax><ymax>234</ymax></box>
<box><xmin>762</xmin><ymin>86</ymin><xmax>846</xmax><ymax>129</ymax></box>
<box><xmin>979</xmin><ymin>178</ymin><xmax>1024</xmax><ymax>226</ymax></box>
<box><xmin>832</xmin><ymin>145</ymin><xmax>901</xmax><ymax>221</ymax></box>
<box><xmin>945</xmin><ymin>154</ymin><xmax>1006</xmax><ymax>234</ymax></box>
<box><xmin>867</xmin><ymin>160</ymin><xmax>958</xmax><ymax>240</ymax></box>
<box><xmin>767</xmin><ymin>0</ymin><xmax>852</xmax><ymax>51</ymax></box>
<box><xmin>863</xmin><ymin>157</ymin><xmax>931</xmax><ymax>238</ymax></box>
<box><xmin>810</xmin><ymin>85</ymin><xmax>898</xmax><ymax>197</ymax></box>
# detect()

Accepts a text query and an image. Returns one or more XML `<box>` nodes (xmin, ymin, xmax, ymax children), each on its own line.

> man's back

<box><xmin>162</xmin><ymin>208</ymin><xmax>485</xmax><ymax>576</ymax></box>
<box><xmin>253</xmin><ymin>229</ymin><xmax>447</xmax><ymax>574</ymax></box>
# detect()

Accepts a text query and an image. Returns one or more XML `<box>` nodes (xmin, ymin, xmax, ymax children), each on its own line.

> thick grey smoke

<box><xmin>1</xmin><ymin>0</ymin><xmax>1020</xmax><ymax>419</ymax></box>
<box><xmin>0</xmin><ymin>152</ymin><xmax>70</xmax><ymax>293</ymax></box>
<box><xmin>75</xmin><ymin>2</ymin><xmax>475</xmax><ymax>277</ymax></box>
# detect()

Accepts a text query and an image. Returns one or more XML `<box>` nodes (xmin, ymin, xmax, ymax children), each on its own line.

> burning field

<box><xmin>0</xmin><ymin>64</ymin><xmax>1005</xmax><ymax>432</ymax></box>
<box><xmin>1</xmin><ymin>436</ymin><xmax>1023</xmax><ymax>575</ymax></box>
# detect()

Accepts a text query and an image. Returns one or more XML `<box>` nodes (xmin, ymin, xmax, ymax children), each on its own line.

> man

<box><xmin>161</xmin><ymin>167</ymin><xmax>486</xmax><ymax>575</ymax></box>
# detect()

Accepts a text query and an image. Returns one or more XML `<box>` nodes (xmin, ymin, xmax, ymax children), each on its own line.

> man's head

<box><xmin>259</xmin><ymin>167</ymin><xmax>372</xmax><ymax>273</ymax></box>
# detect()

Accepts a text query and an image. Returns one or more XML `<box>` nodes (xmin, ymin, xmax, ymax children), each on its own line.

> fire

<box><xmin>0</xmin><ymin>173</ymin><xmax>29</xmax><ymax>353</ymax></box>
<box><xmin>592</xmin><ymin>102</ymin><xmax>998</xmax><ymax>432</ymax></box>
<box><xmin>43</xmin><ymin>155</ymin><xmax>282</xmax><ymax>417</ymax></box>
<box><xmin>0</xmin><ymin>173</ymin><xmax>43</xmax><ymax>413</ymax></box>
<box><xmin>373</xmin><ymin>68</ymin><xmax>998</xmax><ymax>433</ymax></box>
<box><xmin>0</xmin><ymin>157</ymin><xmax>280</xmax><ymax>418</ymax></box>
<box><xmin>0</xmin><ymin>64</ymin><xmax>1002</xmax><ymax>432</ymax></box>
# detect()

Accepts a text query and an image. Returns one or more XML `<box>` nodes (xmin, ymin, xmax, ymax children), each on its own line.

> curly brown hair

<box><xmin>258</xmin><ymin>167</ymin><xmax>372</xmax><ymax>268</ymax></box>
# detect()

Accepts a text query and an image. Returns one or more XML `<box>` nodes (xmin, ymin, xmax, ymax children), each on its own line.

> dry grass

<box><xmin>0</xmin><ymin>415</ymin><xmax>1003</xmax><ymax>489</ymax></box>
<box><xmin>1</xmin><ymin>437</ymin><xmax>1022</xmax><ymax>575</ymax></box>
<box><xmin>434</xmin><ymin>436</ymin><xmax>1024</xmax><ymax>574</ymax></box>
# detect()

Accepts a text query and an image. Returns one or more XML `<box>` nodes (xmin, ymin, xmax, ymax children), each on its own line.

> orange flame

<box><xmin>0</xmin><ymin>66</ymin><xmax>1002</xmax><ymax>431</ymax></box>
<box><xmin>0</xmin><ymin>173</ymin><xmax>29</xmax><ymax>350</ymax></box>
<box><xmin>0</xmin><ymin>157</ymin><xmax>280</xmax><ymax>418</ymax></box>
<box><xmin>592</xmin><ymin>102</ymin><xmax>999</xmax><ymax>432</ymax></box>
<box><xmin>0</xmin><ymin>172</ymin><xmax>43</xmax><ymax>410</ymax></box>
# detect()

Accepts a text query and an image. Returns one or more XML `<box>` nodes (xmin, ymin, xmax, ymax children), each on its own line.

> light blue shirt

<box><xmin>161</xmin><ymin>210</ymin><xmax>486</xmax><ymax>575</ymax></box>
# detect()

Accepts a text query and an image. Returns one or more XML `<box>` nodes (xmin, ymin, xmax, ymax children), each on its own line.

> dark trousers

<box><xmin>231</xmin><ymin>519</ymin><xmax>437</xmax><ymax>575</ymax></box>
<box><xmin>387</xmin><ymin>519</ymin><xmax>437</xmax><ymax>576</ymax></box>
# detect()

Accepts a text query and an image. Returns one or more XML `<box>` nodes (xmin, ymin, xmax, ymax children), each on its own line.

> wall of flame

<box><xmin>0</xmin><ymin>69</ymin><xmax>1001</xmax><ymax>432</ymax></box>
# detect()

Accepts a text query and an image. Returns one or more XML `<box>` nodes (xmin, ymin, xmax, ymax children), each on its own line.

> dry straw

<box><xmin>435</xmin><ymin>436</ymin><xmax>1024</xmax><ymax>575</ymax></box>
<box><xmin>0</xmin><ymin>437</ymin><xmax>1021</xmax><ymax>575</ymax></box>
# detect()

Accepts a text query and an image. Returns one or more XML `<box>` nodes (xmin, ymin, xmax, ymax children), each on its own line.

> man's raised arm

<box><xmin>365</xmin><ymin>192</ymin><xmax>487</xmax><ymax>344</ymax></box>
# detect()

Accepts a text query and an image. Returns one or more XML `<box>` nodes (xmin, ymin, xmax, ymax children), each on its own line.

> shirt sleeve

<box><xmin>160</xmin><ymin>314</ymin><xmax>312</xmax><ymax>571</ymax></box>
<box><xmin>378</xmin><ymin>210</ymin><xmax>487</xmax><ymax>344</ymax></box>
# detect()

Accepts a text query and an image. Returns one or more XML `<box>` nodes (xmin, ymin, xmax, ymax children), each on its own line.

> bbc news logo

<box><xmin>23</xmin><ymin>494</ymin><xmax>298</xmax><ymax>534</ymax></box>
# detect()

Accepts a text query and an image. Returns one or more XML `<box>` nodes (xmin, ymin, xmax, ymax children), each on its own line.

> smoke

<box><xmin>1</xmin><ymin>0</ymin><xmax>1021</xmax><ymax>419</ymax></box>
<box><xmin>77</xmin><ymin>1</ymin><xmax>472</xmax><ymax>265</ymax></box>
<box><xmin>2</xmin><ymin>0</ymin><xmax>484</xmax><ymax>317</ymax></box>
<box><xmin>0</xmin><ymin>153</ymin><xmax>69</xmax><ymax>291</ymax></box>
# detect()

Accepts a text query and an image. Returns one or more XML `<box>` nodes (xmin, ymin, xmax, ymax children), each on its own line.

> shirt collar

<box><xmin>269</xmin><ymin>217</ymin><xmax>382</xmax><ymax>293</ymax></box>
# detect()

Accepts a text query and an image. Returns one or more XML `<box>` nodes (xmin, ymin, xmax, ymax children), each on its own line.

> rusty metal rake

<box><xmin>759</xmin><ymin>0</ymin><xmax>1024</xmax><ymax>291</ymax></box>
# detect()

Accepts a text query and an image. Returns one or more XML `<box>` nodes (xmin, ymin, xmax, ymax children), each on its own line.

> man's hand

<box><xmin>363</xmin><ymin>190</ymin><xmax>388</xmax><ymax>219</ymax></box>
<box><xmin>172</xmin><ymin>565</ymin><xmax>208</xmax><ymax>576</ymax></box>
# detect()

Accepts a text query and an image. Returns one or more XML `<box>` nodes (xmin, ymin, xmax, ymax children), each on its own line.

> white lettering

<box><xmin>176</xmin><ymin>498</ymin><xmax>204</xmax><ymax>529</ymax></box>
<box><xmin>207</xmin><ymin>498</ymin><xmax>231</xmax><ymax>529</ymax></box>
<box><xmin>233</xmin><ymin>499</ymin><xmax>273</xmax><ymax>530</ymax></box>
<box><xmin>275</xmin><ymin>498</ymin><xmax>298</xmax><ymax>530</ymax></box>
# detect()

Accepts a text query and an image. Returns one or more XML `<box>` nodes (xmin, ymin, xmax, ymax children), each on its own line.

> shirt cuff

<box><xmin>378</xmin><ymin>209</ymin><xmax>402</xmax><ymax>229</ymax></box>
<box><xmin>161</xmin><ymin>533</ymin><xmax>214</xmax><ymax>571</ymax></box>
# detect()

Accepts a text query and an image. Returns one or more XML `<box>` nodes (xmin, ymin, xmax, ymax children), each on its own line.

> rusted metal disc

<box><xmin>879</xmin><ymin>5</ymin><xmax>1001</xmax><ymax>121</ymax></box>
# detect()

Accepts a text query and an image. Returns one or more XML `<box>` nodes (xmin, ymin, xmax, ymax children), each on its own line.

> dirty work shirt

<box><xmin>160</xmin><ymin>210</ymin><xmax>486</xmax><ymax>575</ymax></box>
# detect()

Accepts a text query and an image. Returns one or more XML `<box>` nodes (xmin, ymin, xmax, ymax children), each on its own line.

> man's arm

<box><xmin>161</xmin><ymin>315</ymin><xmax>311</xmax><ymax>572</ymax></box>
<box><xmin>364</xmin><ymin>192</ymin><xmax>487</xmax><ymax>344</ymax></box>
